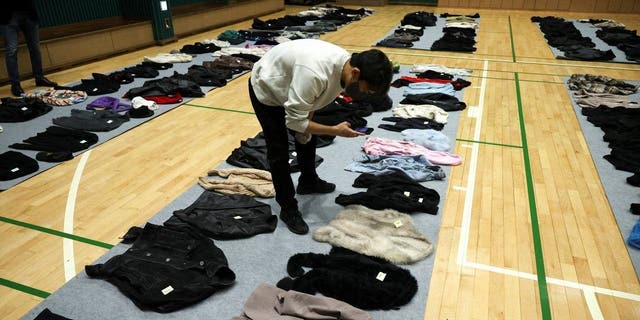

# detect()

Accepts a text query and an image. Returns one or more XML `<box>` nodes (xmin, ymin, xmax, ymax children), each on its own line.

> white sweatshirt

<box><xmin>250</xmin><ymin>39</ymin><xmax>350</xmax><ymax>132</ymax></box>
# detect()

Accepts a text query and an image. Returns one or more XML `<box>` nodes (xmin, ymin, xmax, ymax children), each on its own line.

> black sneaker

<box><xmin>280</xmin><ymin>210</ymin><xmax>309</xmax><ymax>235</ymax></box>
<box><xmin>35</xmin><ymin>76</ymin><xmax>58</xmax><ymax>87</ymax></box>
<box><xmin>296</xmin><ymin>177</ymin><xmax>336</xmax><ymax>195</ymax></box>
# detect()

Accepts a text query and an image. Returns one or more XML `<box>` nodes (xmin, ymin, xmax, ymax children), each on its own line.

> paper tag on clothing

<box><xmin>376</xmin><ymin>272</ymin><xmax>386</xmax><ymax>281</ymax></box>
<box><xmin>403</xmin><ymin>191</ymin><xmax>411</xmax><ymax>197</ymax></box>
<box><xmin>291</xmin><ymin>151</ymin><xmax>297</xmax><ymax>156</ymax></box>
<box><xmin>21</xmin><ymin>107</ymin><xmax>28</xmax><ymax>111</ymax></box>
<box><xmin>92</xmin><ymin>88</ymin><xmax>98</xmax><ymax>92</ymax></box>
<box><xmin>106</xmin><ymin>120</ymin><xmax>113</xmax><ymax>124</ymax></box>
<box><xmin>233</xmin><ymin>216</ymin><xmax>242</xmax><ymax>220</ymax></box>
<box><xmin>288</xmin><ymin>158</ymin><xmax>293</xmax><ymax>164</ymax></box>
<box><xmin>10</xmin><ymin>167</ymin><xmax>19</xmax><ymax>172</ymax></box>
<box><xmin>79</xmin><ymin>140</ymin><xmax>87</xmax><ymax>144</ymax></box>
<box><xmin>418</xmin><ymin>198</ymin><xmax>424</xmax><ymax>203</ymax></box>
<box><xmin>161</xmin><ymin>285</ymin><xmax>174</xmax><ymax>295</ymax></box>
<box><xmin>393</xmin><ymin>220</ymin><xmax>403</xmax><ymax>228</ymax></box>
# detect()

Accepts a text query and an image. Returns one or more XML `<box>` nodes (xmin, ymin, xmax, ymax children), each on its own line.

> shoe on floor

<box><xmin>280</xmin><ymin>209</ymin><xmax>309</xmax><ymax>235</ymax></box>
<box><xmin>296</xmin><ymin>177</ymin><xmax>336</xmax><ymax>195</ymax></box>
<box><xmin>35</xmin><ymin>76</ymin><xmax>58</xmax><ymax>87</ymax></box>
<box><xmin>10</xmin><ymin>83</ymin><xmax>24</xmax><ymax>97</ymax></box>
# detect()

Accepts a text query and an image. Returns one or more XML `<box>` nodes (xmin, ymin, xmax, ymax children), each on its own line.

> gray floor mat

<box><xmin>20</xmin><ymin>66</ymin><xmax>468</xmax><ymax>319</ymax></box>
<box><xmin>565</xmin><ymin>78</ymin><xmax>640</xmax><ymax>278</ymax></box>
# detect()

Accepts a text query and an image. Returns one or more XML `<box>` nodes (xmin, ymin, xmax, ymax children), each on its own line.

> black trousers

<box><xmin>248</xmin><ymin>79</ymin><xmax>318</xmax><ymax>212</ymax></box>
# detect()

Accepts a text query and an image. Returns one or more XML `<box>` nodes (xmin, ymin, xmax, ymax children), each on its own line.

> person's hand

<box><xmin>333</xmin><ymin>121</ymin><xmax>365</xmax><ymax>138</ymax></box>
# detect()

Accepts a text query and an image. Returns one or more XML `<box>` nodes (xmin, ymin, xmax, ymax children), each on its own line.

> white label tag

<box><xmin>10</xmin><ymin>167</ymin><xmax>20</xmax><ymax>172</ymax></box>
<box><xmin>106</xmin><ymin>120</ymin><xmax>113</xmax><ymax>124</ymax></box>
<box><xmin>21</xmin><ymin>107</ymin><xmax>28</xmax><ymax>111</ymax></box>
<box><xmin>376</xmin><ymin>272</ymin><xmax>386</xmax><ymax>281</ymax></box>
<box><xmin>92</xmin><ymin>88</ymin><xmax>98</xmax><ymax>92</ymax></box>
<box><xmin>79</xmin><ymin>140</ymin><xmax>87</xmax><ymax>144</ymax></box>
<box><xmin>418</xmin><ymin>198</ymin><xmax>424</xmax><ymax>203</ymax></box>
<box><xmin>288</xmin><ymin>158</ymin><xmax>293</xmax><ymax>164</ymax></box>
<box><xmin>161</xmin><ymin>285</ymin><xmax>174</xmax><ymax>295</ymax></box>
<box><xmin>403</xmin><ymin>191</ymin><xmax>411</xmax><ymax>197</ymax></box>
<box><xmin>291</xmin><ymin>151</ymin><xmax>297</xmax><ymax>156</ymax></box>
<box><xmin>423</xmin><ymin>121</ymin><xmax>429</xmax><ymax>125</ymax></box>
<box><xmin>393</xmin><ymin>220</ymin><xmax>403</xmax><ymax>228</ymax></box>
<box><xmin>233</xmin><ymin>215</ymin><xmax>242</xmax><ymax>220</ymax></box>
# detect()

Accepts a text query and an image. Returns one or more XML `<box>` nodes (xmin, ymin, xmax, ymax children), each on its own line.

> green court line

<box><xmin>465</xmin><ymin>74</ymin><xmax>563</xmax><ymax>85</ymax></box>
<box><xmin>0</xmin><ymin>216</ymin><xmax>113</xmax><ymax>249</ymax></box>
<box><xmin>508</xmin><ymin>16</ymin><xmax>517</xmax><ymax>63</ymax></box>
<box><xmin>0</xmin><ymin>277</ymin><xmax>50</xmax><ymax>298</ymax></box>
<box><xmin>184</xmin><ymin>103</ymin><xmax>255</xmax><ymax>114</ymax></box>
<box><xmin>514</xmin><ymin>72</ymin><xmax>552</xmax><ymax>319</ymax></box>
<box><xmin>456</xmin><ymin>138</ymin><xmax>522</xmax><ymax>149</ymax></box>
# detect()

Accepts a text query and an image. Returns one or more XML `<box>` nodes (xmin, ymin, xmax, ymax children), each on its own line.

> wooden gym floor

<box><xmin>1</xmin><ymin>4</ymin><xmax>640</xmax><ymax>320</ymax></box>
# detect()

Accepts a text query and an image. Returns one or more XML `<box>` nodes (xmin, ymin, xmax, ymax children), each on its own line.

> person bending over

<box><xmin>248</xmin><ymin>39</ymin><xmax>392</xmax><ymax>235</ymax></box>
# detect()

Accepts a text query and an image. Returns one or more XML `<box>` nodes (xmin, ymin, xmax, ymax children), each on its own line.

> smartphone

<box><xmin>354</xmin><ymin>127</ymin><xmax>374</xmax><ymax>135</ymax></box>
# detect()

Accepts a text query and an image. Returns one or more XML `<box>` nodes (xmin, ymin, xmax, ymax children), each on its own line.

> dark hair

<box><xmin>349</xmin><ymin>49</ymin><xmax>393</xmax><ymax>95</ymax></box>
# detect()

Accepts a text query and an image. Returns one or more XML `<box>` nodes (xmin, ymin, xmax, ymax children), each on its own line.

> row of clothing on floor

<box><xmin>568</xmin><ymin>73</ymin><xmax>640</xmax><ymax>247</ymax></box>
<box><xmin>376</xmin><ymin>12</ymin><xmax>479</xmax><ymax>52</ymax></box>
<box><xmin>533</xmin><ymin>16</ymin><xmax>639</xmax><ymax>62</ymax></box>
<box><xmin>0</xmin><ymin>49</ymin><xmax>255</xmax><ymax>181</ymax></box>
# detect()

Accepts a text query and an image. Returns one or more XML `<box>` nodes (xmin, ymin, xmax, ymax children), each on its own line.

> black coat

<box><xmin>277</xmin><ymin>247</ymin><xmax>418</xmax><ymax>310</ymax></box>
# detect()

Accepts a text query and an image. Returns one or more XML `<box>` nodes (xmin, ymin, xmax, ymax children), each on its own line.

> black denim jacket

<box><xmin>85</xmin><ymin>223</ymin><xmax>235</xmax><ymax>313</ymax></box>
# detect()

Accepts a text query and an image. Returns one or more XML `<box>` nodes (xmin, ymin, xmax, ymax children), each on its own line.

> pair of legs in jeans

<box><xmin>248</xmin><ymin>80</ymin><xmax>333</xmax><ymax>234</ymax></box>
<box><xmin>3</xmin><ymin>12</ymin><xmax>44</xmax><ymax>84</ymax></box>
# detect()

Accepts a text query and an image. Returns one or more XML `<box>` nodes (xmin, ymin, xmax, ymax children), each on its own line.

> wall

<box><xmin>437</xmin><ymin>0</ymin><xmax>640</xmax><ymax>12</ymax></box>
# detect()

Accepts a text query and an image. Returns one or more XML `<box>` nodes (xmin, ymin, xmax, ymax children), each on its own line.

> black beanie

<box><xmin>0</xmin><ymin>151</ymin><xmax>39</xmax><ymax>181</ymax></box>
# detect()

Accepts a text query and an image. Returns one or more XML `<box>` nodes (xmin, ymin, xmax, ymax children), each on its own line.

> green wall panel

<box><xmin>35</xmin><ymin>0</ymin><xmax>122</xmax><ymax>27</ymax></box>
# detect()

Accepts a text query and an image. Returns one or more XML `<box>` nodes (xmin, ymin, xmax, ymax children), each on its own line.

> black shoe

<box><xmin>10</xmin><ymin>83</ymin><xmax>24</xmax><ymax>97</ymax></box>
<box><xmin>280</xmin><ymin>209</ymin><xmax>309</xmax><ymax>235</ymax></box>
<box><xmin>35</xmin><ymin>76</ymin><xmax>57</xmax><ymax>87</ymax></box>
<box><xmin>296</xmin><ymin>177</ymin><xmax>336</xmax><ymax>195</ymax></box>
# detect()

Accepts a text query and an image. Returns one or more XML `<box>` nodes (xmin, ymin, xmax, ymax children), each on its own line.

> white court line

<box><xmin>465</xmin><ymin>261</ymin><xmax>640</xmax><ymax>302</ymax></box>
<box><xmin>583</xmin><ymin>288</ymin><xmax>604</xmax><ymax>320</ymax></box>
<box><xmin>452</xmin><ymin>186</ymin><xmax>467</xmax><ymax>191</ymax></box>
<box><xmin>63</xmin><ymin>150</ymin><xmax>91</xmax><ymax>281</ymax></box>
<box><xmin>456</xmin><ymin>59</ymin><xmax>489</xmax><ymax>265</ymax></box>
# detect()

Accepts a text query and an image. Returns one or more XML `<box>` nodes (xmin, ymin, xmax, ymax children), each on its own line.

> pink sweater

<box><xmin>363</xmin><ymin>136</ymin><xmax>462</xmax><ymax>166</ymax></box>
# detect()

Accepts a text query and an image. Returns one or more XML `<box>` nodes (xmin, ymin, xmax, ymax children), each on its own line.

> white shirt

<box><xmin>250</xmin><ymin>39</ymin><xmax>350</xmax><ymax>132</ymax></box>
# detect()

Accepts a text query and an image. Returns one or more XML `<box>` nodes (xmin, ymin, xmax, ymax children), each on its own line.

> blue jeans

<box><xmin>3</xmin><ymin>11</ymin><xmax>43</xmax><ymax>83</ymax></box>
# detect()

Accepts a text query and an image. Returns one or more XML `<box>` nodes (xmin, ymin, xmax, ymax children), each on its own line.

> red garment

<box><xmin>400</xmin><ymin>75</ymin><xmax>452</xmax><ymax>84</ymax></box>
<box><xmin>143</xmin><ymin>92</ymin><xmax>183</xmax><ymax>104</ymax></box>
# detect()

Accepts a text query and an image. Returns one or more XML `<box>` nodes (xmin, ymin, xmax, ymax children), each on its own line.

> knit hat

<box><xmin>126</xmin><ymin>104</ymin><xmax>154</xmax><ymax>118</ymax></box>
<box><xmin>0</xmin><ymin>151</ymin><xmax>39</xmax><ymax>181</ymax></box>
<box><xmin>313</xmin><ymin>205</ymin><xmax>433</xmax><ymax>264</ymax></box>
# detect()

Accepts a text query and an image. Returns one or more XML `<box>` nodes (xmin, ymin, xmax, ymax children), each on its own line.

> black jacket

<box><xmin>85</xmin><ymin>223</ymin><xmax>235</xmax><ymax>313</ymax></box>
<box><xmin>335</xmin><ymin>171</ymin><xmax>440</xmax><ymax>214</ymax></box>
<box><xmin>277</xmin><ymin>247</ymin><xmax>418</xmax><ymax>310</ymax></box>
<box><xmin>164</xmin><ymin>191</ymin><xmax>277</xmax><ymax>240</ymax></box>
